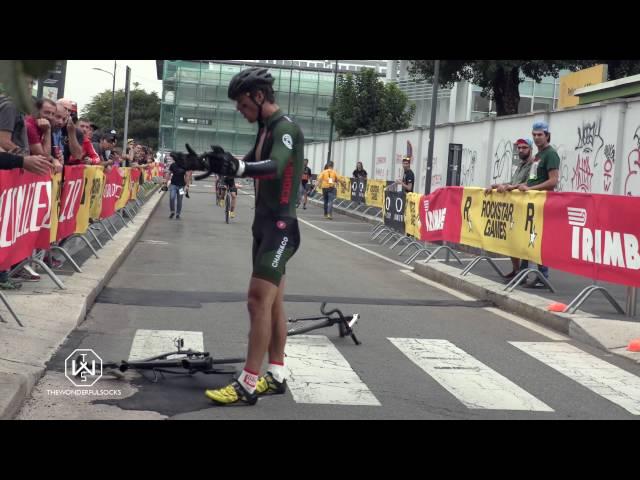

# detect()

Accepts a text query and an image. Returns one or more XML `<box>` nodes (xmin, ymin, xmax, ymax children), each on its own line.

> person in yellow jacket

<box><xmin>316</xmin><ymin>161</ymin><xmax>338</xmax><ymax>219</ymax></box>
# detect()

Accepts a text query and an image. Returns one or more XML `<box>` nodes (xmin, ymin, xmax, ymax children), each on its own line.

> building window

<box><xmin>518</xmin><ymin>97</ymin><xmax>532</xmax><ymax>113</ymax></box>
<box><xmin>472</xmin><ymin>91</ymin><xmax>490</xmax><ymax>112</ymax></box>
<box><xmin>533</xmin><ymin>97</ymin><xmax>554</xmax><ymax>112</ymax></box>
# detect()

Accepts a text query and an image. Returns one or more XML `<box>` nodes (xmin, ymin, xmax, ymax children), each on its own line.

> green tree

<box><xmin>408</xmin><ymin>60</ymin><xmax>598</xmax><ymax>116</ymax></box>
<box><xmin>81</xmin><ymin>88</ymin><xmax>160</xmax><ymax>150</ymax></box>
<box><xmin>328</xmin><ymin>68</ymin><xmax>415</xmax><ymax>138</ymax></box>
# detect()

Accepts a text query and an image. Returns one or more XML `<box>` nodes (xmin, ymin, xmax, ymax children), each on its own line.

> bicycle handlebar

<box><xmin>320</xmin><ymin>302</ymin><xmax>345</xmax><ymax>321</ymax></box>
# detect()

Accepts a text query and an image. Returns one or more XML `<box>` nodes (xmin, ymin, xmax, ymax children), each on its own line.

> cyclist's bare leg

<box><xmin>268</xmin><ymin>276</ymin><xmax>287</xmax><ymax>365</ymax></box>
<box><xmin>244</xmin><ymin>276</ymin><xmax>280</xmax><ymax>373</ymax></box>
<box><xmin>231</xmin><ymin>191</ymin><xmax>237</xmax><ymax>212</ymax></box>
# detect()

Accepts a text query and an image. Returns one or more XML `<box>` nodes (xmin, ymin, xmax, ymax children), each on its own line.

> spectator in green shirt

<box><xmin>518</xmin><ymin>121</ymin><xmax>560</xmax><ymax>287</ymax></box>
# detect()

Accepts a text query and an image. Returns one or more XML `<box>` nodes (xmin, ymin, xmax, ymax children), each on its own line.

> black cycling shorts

<box><xmin>252</xmin><ymin>216</ymin><xmax>300</xmax><ymax>286</ymax></box>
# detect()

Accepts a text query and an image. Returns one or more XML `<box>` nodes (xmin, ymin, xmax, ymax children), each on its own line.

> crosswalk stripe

<box><xmin>285</xmin><ymin>335</ymin><xmax>381</xmax><ymax>406</ymax></box>
<box><xmin>389</xmin><ymin>338</ymin><xmax>553</xmax><ymax>411</ymax></box>
<box><xmin>128</xmin><ymin>330</ymin><xmax>204</xmax><ymax>361</ymax></box>
<box><xmin>511</xmin><ymin>342</ymin><xmax>640</xmax><ymax>415</ymax></box>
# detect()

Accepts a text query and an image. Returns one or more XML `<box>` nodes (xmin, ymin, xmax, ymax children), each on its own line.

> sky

<box><xmin>64</xmin><ymin>60</ymin><xmax>163</xmax><ymax>114</ymax></box>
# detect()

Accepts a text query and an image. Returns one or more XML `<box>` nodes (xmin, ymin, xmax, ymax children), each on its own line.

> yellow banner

<box><xmin>129</xmin><ymin>169</ymin><xmax>139</xmax><ymax>201</ymax></box>
<box><xmin>152</xmin><ymin>165</ymin><xmax>159</xmax><ymax>178</ymax></box>
<box><xmin>90</xmin><ymin>168</ymin><xmax>106</xmax><ymax>220</ymax></box>
<box><xmin>336</xmin><ymin>175</ymin><xmax>351</xmax><ymax>201</ymax></box>
<box><xmin>558</xmin><ymin>65</ymin><xmax>607</xmax><ymax>109</ymax></box>
<box><xmin>404</xmin><ymin>192</ymin><xmax>421</xmax><ymax>237</ymax></box>
<box><xmin>459</xmin><ymin>187</ymin><xmax>546</xmax><ymax>264</ymax></box>
<box><xmin>75</xmin><ymin>167</ymin><xmax>105</xmax><ymax>234</ymax></box>
<box><xmin>49</xmin><ymin>172</ymin><xmax>63</xmax><ymax>243</ymax></box>
<box><xmin>365</xmin><ymin>180</ymin><xmax>386</xmax><ymax>209</ymax></box>
<box><xmin>115</xmin><ymin>167</ymin><xmax>131</xmax><ymax>210</ymax></box>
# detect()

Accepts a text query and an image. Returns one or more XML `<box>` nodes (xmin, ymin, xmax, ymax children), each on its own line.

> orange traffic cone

<box><xmin>547</xmin><ymin>302</ymin><xmax>567</xmax><ymax>312</ymax></box>
<box><xmin>627</xmin><ymin>339</ymin><xmax>640</xmax><ymax>352</ymax></box>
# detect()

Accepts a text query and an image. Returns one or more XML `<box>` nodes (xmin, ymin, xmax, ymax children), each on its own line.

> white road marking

<box><xmin>128</xmin><ymin>330</ymin><xmax>204</xmax><ymax>361</ymax></box>
<box><xmin>389</xmin><ymin>338</ymin><xmax>553</xmax><ymax>411</ymax></box>
<box><xmin>285</xmin><ymin>335</ymin><xmax>380</xmax><ymax>406</ymax></box>
<box><xmin>511</xmin><ymin>342</ymin><xmax>640</xmax><ymax>415</ymax></box>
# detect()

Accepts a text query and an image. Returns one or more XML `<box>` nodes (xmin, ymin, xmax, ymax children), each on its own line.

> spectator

<box><xmin>90</xmin><ymin>123</ymin><xmax>101</xmax><ymax>142</ymax></box>
<box><xmin>352</xmin><ymin>161</ymin><xmax>367</xmax><ymax>179</ymax></box>
<box><xmin>485</xmin><ymin>138</ymin><xmax>535</xmax><ymax>279</ymax></box>
<box><xmin>0</xmin><ymin>90</ymin><xmax>53</xmax><ymax>288</ymax></box>
<box><xmin>110</xmin><ymin>147</ymin><xmax>123</xmax><ymax>168</ymax></box>
<box><xmin>396</xmin><ymin>157</ymin><xmax>414</xmax><ymax>193</ymax></box>
<box><xmin>25</xmin><ymin>98</ymin><xmax>62</xmax><ymax>173</ymax></box>
<box><xmin>518</xmin><ymin>121</ymin><xmax>560</xmax><ymax>288</ymax></box>
<box><xmin>317</xmin><ymin>160</ymin><xmax>338</xmax><ymax>219</ymax></box>
<box><xmin>55</xmin><ymin>99</ymin><xmax>83</xmax><ymax>164</ymax></box>
<box><xmin>297</xmin><ymin>158</ymin><xmax>312</xmax><ymax>210</ymax></box>
<box><xmin>93</xmin><ymin>132</ymin><xmax>117</xmax><ymax>168</ymax></box>
<box><xmin>74</xmin><ymin>118</ymin><xmax>101</xmax><ymax>165</ymax></box>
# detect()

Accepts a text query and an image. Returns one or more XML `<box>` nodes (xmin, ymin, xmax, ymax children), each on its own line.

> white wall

<box><xmin>344</xmin><ymin>138</ymin><xmax>359</xmax><ymax>176</ymax></box>
<box><xmin>373</xmin><ymin>133</ymin><xmax>394</xmax><ymax>181</ymax></box>
<box><xmin>450</xmin><ymin>121</ymin><xmax>490</xmax><ymax>187</ymax></box>
<box><xmin>304</xmin><ymin>96</ymin><xmax>640</xmax><ymax>196</ymax></box>
<box><xmin>359</xmin><ymin>136</ymin><xmax>374</xmax><ymax>177</ymax></box>
<box><xmin>622</xmin><ymin>101</ymin><xmax>640</xmax><ymax>196</ymax></box>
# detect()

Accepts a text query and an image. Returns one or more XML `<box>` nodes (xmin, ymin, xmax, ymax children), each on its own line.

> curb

<box><xmin>0</xmin><ymin>188</ymin><xmax>164</xmax><ymax>419</ymax></box>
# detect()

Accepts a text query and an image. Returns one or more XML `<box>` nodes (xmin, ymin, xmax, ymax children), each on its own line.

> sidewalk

<box><xmin>0</xmin><ymin>187</ymin><xmax>164</xmax><ymax>419</ymax></box>
<box><xmin>308</xmin><ymin>194</ymin><xmax>640</xmax><ymax>365</ymax></box>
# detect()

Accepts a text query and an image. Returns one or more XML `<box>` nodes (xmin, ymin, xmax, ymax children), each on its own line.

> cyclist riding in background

<box><xmin>215</xmin><ymin>174</ymin><xmax>238</xmax><ymax>218</ymax></box>
<box><xmin>173</xmin><ymin>67</ymin><xmax>304</xmax><ymax>405</ymax></box>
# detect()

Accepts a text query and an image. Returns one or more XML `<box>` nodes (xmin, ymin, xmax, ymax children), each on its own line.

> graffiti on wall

<box><xmin>603</xmin><ymin>144</ymin><xmax>615</xmax><ymax>192</ymax></box>
<box><xmin>492</xmin><ymin>139</ymin><xmax>514</xmax><ymax>184</ymax></box>
<box><xmin>572</xmin><ymin>117</ymin><xmax>615</xmax><ymax>193</ymax></box>
<box><xmin>460</xmin><ymin>148</ymin><xmax>477</xmax><ymax>186</ymax></box>
<box><xmin>552</xmin><ymin>144</ymin><xmax>570</xmax><ymax>192</ymax></box>
<box><xmin>624</xmin><ymin>127</ymin><xmax>640</xmax><ymax>196</ymax></box>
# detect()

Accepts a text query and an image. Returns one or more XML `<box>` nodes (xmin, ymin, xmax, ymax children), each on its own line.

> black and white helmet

<box><xmin>227</xmin><ymin>67</ymin><xmax>274</xmax><ymax>100</ymax></box>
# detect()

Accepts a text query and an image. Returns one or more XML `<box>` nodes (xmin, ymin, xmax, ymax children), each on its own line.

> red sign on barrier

<box><xmin>542</xmin><ymin>191</ymin><xmax>640</xmax><ymax>287</ymax></box>
<box><xmin>419</xmin><ymin>186</ymin><xmax>463</xmax><ymax>243</ymax></box>
<box><xmin>0</xmin><ymin>170</ymin><xmax>53</xmax><ymax>270</ymax></box>
<box><xmin>56</xmin><ymin>166</ymin><xmax>85</xmax><ymax>242</ymax></box>
<box><xmin>101</xmin><ymin>167</ymin><xmax>123</xmax><ymax>219</ymax></box>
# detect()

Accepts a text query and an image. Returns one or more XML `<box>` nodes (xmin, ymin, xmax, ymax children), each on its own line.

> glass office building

<box><xmin>158</xmin><ymin>60</ymin><xmax>343</xmax><ymax>155</ymax></box>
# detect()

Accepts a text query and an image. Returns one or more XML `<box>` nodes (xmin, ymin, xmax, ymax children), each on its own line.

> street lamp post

<box><xmin>425</xmin><ymin>59</ymin><xmax>440</xmax><ymax>195</ymax></box>
<box><xmin>92</xmin><ymin>61</ymin><xmax>117</xmax><ymax>130</ymax></box>
<box><xmin>327</xmin><ymin>59</ymin><xmax>339</xmax><ymax>166</ymax></box>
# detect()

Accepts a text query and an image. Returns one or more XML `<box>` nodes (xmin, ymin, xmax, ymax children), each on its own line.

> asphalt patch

<box><xmin>96</xmin><ymin>287</ymin><xmax>492</xmax><ymax>308</ymax></box>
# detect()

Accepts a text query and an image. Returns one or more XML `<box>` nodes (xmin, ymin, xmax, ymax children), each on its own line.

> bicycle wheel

<box><xmin>225</xmin><ymin>192</ymin><xmax>230</xmax><ymax>223</ymax></box>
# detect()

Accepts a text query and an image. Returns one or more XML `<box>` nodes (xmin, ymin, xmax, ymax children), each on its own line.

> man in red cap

<box><xmin>485</xmin><ymin>138</ymin><xmax>534</xmax><ymax>278</ymax></box>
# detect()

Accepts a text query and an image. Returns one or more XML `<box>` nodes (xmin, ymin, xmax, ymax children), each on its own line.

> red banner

<box><xmin>56</xmin><ymin>166</ymin><xmax>85</xmax><ymax>242</ymax></box>
<box><xmin>0</xmin><ymin>170</ymin><xmax>53</xmax><ymax>270</ymax></box>
<box><xmin>130</xmin><ymin>169</ymin><xmax>140</xmax><ymax>184</ymax></box>
<box><xmin>542</xmin><ymin>191</ymin><xmax>640</xmax><ymax>287</ymax></box>
<box><xmin>419</xmin><ymin>187</ymin><xmax>463</xmax><ymax>243</ymax></box>
<box><xmin>101</xmin><ymin>167</ymin><xmax>123</xmax><ymax>219</ymax></box>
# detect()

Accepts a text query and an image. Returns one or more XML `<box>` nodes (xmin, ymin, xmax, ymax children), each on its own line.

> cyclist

<box><xmin>173</xmin><ymin>67</ymin><xmax>304</xmax><ymax>405</ymax></box>
<box><xmin>223</xmin><ymin>175</ymin><xmax>238</xmax><ymax>218</ymax></box>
